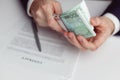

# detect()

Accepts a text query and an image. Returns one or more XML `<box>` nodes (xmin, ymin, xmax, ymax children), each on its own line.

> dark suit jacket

<box><xmin>20</xmin><ymin>0</ymin><xmax>28</xmax><ymax>10</ymax></box>
<box><xmin>20</xmin><ymin>0</ymin><xmax>120</xmax><ymax>35</ymax></box>
<box><xmin>104</xmin><ymin>0</ymin><xmax>120</xmax><ymax>35</ymax></box>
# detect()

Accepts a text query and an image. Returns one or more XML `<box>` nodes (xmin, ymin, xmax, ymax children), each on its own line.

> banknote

<box><xmin>58</xmin><ymin>0</ymin><xmax>96</xmax><ymax>38</ymax></box>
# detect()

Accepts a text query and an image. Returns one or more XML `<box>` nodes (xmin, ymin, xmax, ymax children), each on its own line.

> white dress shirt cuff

<box><xmin>104</xmin><ymin>13</ymin><xmax>120</xmax><ymax>35</ymax></box>
<box><xmin>27</xmin><ymin>0</ymin><xmax>34</xmax><ymax>17</ymax></box>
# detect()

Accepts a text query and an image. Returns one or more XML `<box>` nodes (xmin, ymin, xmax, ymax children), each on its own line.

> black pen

<box><xmin>31</xmin><ymin>18</ymin><xmax>41</xmax><ymax>52</ymax></box>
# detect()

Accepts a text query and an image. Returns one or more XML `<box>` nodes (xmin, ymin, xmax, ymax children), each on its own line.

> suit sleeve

<box><xmin>20</xmin><ymin>0</ymin><xmax>28</xmax><ymax>10</ymax></box>
<box><xmin>104</xmin><ymin>0</ymin><xmax>120</xmax><ymax>35</ymax></box>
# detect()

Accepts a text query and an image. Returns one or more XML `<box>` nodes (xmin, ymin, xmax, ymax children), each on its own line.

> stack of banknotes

<box><xmin>58</xmin><ymin>0</ymin><xmax>96</xmax><ymax>38</ymax></box>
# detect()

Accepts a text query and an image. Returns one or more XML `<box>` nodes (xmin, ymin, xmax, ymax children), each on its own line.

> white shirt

<box><xmin>27</xmin><ymin>0</ymin><xmax>120</xmax><ymax>35</ymax></box>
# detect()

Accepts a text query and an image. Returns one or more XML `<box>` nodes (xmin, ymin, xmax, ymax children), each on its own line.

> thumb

<box><xmin>90</xmin><ymin>17</ymin><xmax>102</xmax><ymax>27</ymax></box>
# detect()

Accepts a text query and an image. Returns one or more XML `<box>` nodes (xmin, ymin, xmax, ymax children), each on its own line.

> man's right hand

<box><xmin>30</xmin><ymin>0</ymin><xmax>64</xmax><ymax>33</ymax></box>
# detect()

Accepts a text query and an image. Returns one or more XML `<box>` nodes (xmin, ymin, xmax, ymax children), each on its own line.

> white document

<box><xmin>0</xmin><ymin>20</ymin><xmax>80</xmax><ymax>80</ymax></box>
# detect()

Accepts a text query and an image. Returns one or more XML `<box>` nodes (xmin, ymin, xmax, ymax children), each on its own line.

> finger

<box><xmin>77</xmin><ymin>36</ymin><xmax>97</xmax><ymax>51</ymax></box>
<box><xmin>64</xmin><ymin>32</ymin><xmax>81</xmax><ymax>49</ymax></box>
<box><xmin>48</xmin><ymin>17</ymin><xmax>64</xmax><ymax>33</ymax></box>
<box><xmin>53</xmin><ymin>1</ymin><xmax>63</xmax><ymax>15</ymax></box>
<box><xmin>90</xmin><ymin>17</ymin><xmax>102</xmax><ymax>27</ymax></box>
<box><xmin>67</xmin><ymin>32</ymin><xmax>86</xmax><ymax>51</ymax></box>
<box><xmin>42</xmin><ymin>4</ymin><xmax>64</xmax><ymax>33</ymax></box>
<box><xmin>64</xmin><ymin>32</ymin><xmax>73</xmax><ymax>45</ymax></box>
<box><xmin>92</xmin><ymin>33</ymin><xmax>108</xmax><ymax>50</ymax></box>
<box><xmin>87</xmin><ymin>38</ymin><xmax>94</xmax><ymax>42</ymax></box>
<box><xmin>78</xmin><ymin>33</ymin><xmax>108</xmax><ymax>51</ymax></box>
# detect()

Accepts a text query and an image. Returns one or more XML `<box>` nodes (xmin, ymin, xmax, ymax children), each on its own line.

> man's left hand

<box><xmin>64</xmin><ymin>16</ymin><xmax>115</xmax><ymax>51</ymax></box>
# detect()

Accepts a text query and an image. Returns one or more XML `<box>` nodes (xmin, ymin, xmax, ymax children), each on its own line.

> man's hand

<box><xmin>64</xmin><ymin>17</ymin><xmax>115</xmax><ymax>51</ymax></box>
<box><xmin>30</xmin><ymin>0</ymin><xmax>64</xmax><ymax>33</ymax></box>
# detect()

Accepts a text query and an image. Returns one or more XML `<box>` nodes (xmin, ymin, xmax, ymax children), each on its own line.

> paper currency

<box><xmin>59</xmin><ymin>0</ymin><xmax>96</xmax><ymax>38</ymax></box>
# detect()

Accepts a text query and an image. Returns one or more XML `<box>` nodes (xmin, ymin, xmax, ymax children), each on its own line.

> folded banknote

<box><xmin>58</xmin><ymin>0</ymin><xmax>96</xmax><ymax>38</ymax></box>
